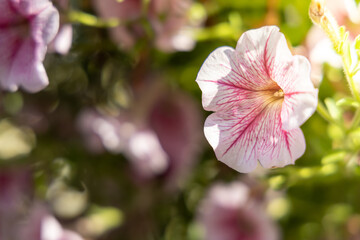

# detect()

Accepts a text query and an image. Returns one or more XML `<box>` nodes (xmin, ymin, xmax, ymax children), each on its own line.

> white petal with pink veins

<box><xmin>275</xmin><ymin>55</ymin><xmax>318</xmax><ymax>130</ymax></box>
<box><xmin>196</xmin><ymin>46</ymin><xmax>272</xmax><ymax>112</ymax></box>
<box><xmin>235</xmin><ymin>26</ymin><xmax>292</xmax><ymax>87</ymax></box>
<box><xmin>205</xmin><ymin>99</ymin><xmax>305</xmax><ymax>172</ymax></box>
<box><xmin>196</xmin><ymin>46</ymin><xmax>234</xmax><ymax>111</ymax></box>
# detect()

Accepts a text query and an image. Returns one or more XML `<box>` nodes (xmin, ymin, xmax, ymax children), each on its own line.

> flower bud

<box><xmin>309</xmin><ymin>0</ymin><xmax>325</xmax><ymax>25</ymax></box>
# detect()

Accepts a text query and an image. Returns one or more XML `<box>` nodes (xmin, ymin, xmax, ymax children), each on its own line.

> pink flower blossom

<box><xmin>92</xmin><ymin>0</ymin><xmax>196</xmax><ymax>52</ymax></box>
<box><xmin>0</xmin><ymin>0</ymin><xmax>59</xmax><ymax>92</ymax></box>
<box><xmin>197</xmin><ymin>182</ymin><xmax>279</xmax><ymax>240</ymax></box>
<box><xmin>77</xmin><ymin>86</ymin><xmax>202</xmax><ymax>185</ymax></box>
<box><xmin>196</xmin><ymin>26</ymin><xmax>318</xmax><ymax>173</ymax></box>
<box><xmin>21</xmin><ymin>205</ymin><xmax>83</xmax><ymax>240</ymax></box>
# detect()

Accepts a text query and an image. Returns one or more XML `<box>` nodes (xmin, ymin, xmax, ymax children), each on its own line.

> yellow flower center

<box><xmin>273</xmin><ymin>89</ymin><xmax>284</xmax><ymax>98</ymax></box>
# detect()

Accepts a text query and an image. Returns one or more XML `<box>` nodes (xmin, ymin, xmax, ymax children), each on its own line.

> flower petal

<box><xmin>235</xmin><ymin>25</ymin><xmax>291</xmax><ymax>87</ymax></box>
<box><xmin>242</xmin><ymin>26</ymin><xmax>318</xmax><ymax>130</ymax></box>
<box><xmin>31</xmin><ymin>3</ymin><xmax>60</xmax><ymax>45</ymax></box>
<box><xmin>10</xmin><ymin>0</ymin><xmax>52</xmax><ymax>16</ymax></box>
<box><xmin>0</xmin><ymin>1</ymin><xmax>59</xmax><ymax>92</ymax></box>
<box><xmin>204</xmin><ymin>98</ymin><xmax>305</xmax><ymax>173</ymax></box>
<box><xmin>7</xmin><ymin>38</ymin><xmax>49</xmax><ymax>92</ymax></box>
<box><xmin>196</xmin><ymin>46</ymin><xmax>271</xmax><ymax>112</ymax></box>
<box><xmin>275</xmin><ymin>56</ymin><xmax>318</xmax><ymax>130</ymax></box>
<box><xmin>0</xmin><ymin>0</ymin><xmax>17</xmax><ymax>24</ymax></box>
<box><xmin>258</xmin><ymin>126</ymin><xmax>305</xmax><ymax>169</ymax></box>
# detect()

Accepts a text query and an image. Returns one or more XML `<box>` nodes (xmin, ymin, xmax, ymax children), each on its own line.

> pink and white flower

<box><xmin>197</xmin><ymin>182</ymin><xmax>279</xmax><ymax>240</ymax></box>
<box><xmin>0</xmin><ymin>0</ymin><xmax>59</xmax><ymax>92</ymax></box>
<box><xmin>196</xmin><ymin>26</ymin><xmax>318</xmax><ymax>173</ymax></box>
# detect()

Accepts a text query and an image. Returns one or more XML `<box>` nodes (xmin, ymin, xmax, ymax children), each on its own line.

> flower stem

<box><xmin>342</xmin><ymin>54</ymin><xmax>360</xmax><ymax>102</ymax></box>
<box><xmin>68</xmin><ymin>10</ymin><xmax>120</xmax><ymax>28</ymax></box>
<box><xmin>316</xmin><ymin>101</ymin><xmax>339</xmax><ymax>126</ymax></box>
<box><xmin>351</xmin><ymin>108</ymin><xmax>360</xmax><ymax>129</ymax></box>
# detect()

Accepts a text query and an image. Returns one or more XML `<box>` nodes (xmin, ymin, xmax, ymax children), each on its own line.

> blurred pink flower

<box><xmin>78</xmin><ymin>87</ymin><xmax>202</xmax><ymax>184</ymax></box>
<box><xmin>0</xmin><ymin>0</ymin><xmax>59</xmax><ymax>92</ymax></box>
<box><xmin>21</xmin><ymin>205</ymin><xmax>83</xmax><ymax>240</ymax></box>
<box><xmin>78</xmin><ymin>109</ymin><xmax>169</xmax><ymax>178</ymax></box>
<box><xmin>48</xmin><ymin>24</ymin><xmax>72</xmax><ymax>54</ymax></box>
<box><xmin>0</xmin><ymin>167</ymin><xmax>32</xmax><ymax>213</ymax></box>
<box><xmin>48</xmin><ymin>0</ymin><xmax>72</xmax><ymax>54</ymax></box>
<box><xmin>0</xmin><ymin>167</ymin><xmax>32</xmax><ymax>240</ymax></box>
<box><xmin>148</xmin><ymin>0</ymin><xmax>195</xmax><ymax>52</ymax></box>
<box><xmin>92</xmin><ymin>0</ymin><xmax>196</xmax><ymax>52</ymax></box>
<box><xmin>196</xmin><ymin>26</ymin><xmax>318</xmax><ymax>173</ymax></box>
<box><xmin>92</xmin><ymin>0</ymin><xmax>143</xmax><ymax>49</ymax></box>
<box><xmin>147</xmin><ymin>90</ymin><xmax>202</xmax><ymax>186</ymax></box>
<box><xmin>198</xmin><ymin>182</ymin><xmax>279</xmax><ymax>240</ymax></box>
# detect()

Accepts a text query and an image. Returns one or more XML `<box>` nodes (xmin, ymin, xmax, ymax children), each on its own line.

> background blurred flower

<box><xmin>48</xmin><ymin>0</ymin><xmax>73</xmax><ymax>55</ymax></box>
<box><xmin>78</xmin><ymin>84</ymin><xmax>202</xmax><ymax>186</ymax></box>
<box><xmin>92</xmin><ymin>0</ymin><xmax>143</xmax><ymax>49</ymax></box>
<box><xmin>196</xmin><ymin>26</ymin><xmax>318</xmax><ymax>173</ymax></box>
<box><xmin>0</xmin><ymin>0</ymin><xmax>59</xmax><ymax>92</ymax></box>
<box><xmin>92</xmin><ymin>0</ymin><xmax>196</xmax><ymax>52</ymax></box>
<box><xmin>0</xmin><ymin>167</ymin><xmax>32</xmax><ymax>211</ymax></box>
<box><xmin>21</xmin><ymin>204</ymin><xmax>84</xmax><ymax>240</ymax></box>
<box><xmin>0</xmin><ymin>167</ymin><xmax>32</xmax><ymax>240</ymax></box>
<box><xmin>148</xmin><ymin>0</ymin><xmax>195</xmax><ymax>52</ymax></box>
<box><xmin>197</xmin><ymin>181</ymin><xmax>279</xmax><ymax>240</ymax></box>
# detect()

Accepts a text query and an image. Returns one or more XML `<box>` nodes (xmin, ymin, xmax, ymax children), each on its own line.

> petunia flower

<box><xmin>196</xmin><ymin>26</ymin><xmax>318</xmax><ymax>173</ymax></box>
<box><xmin>197</xmin><ymin>181</ymin><xmax>279</xmax><ymax>240</ymax></box>
<box><xmin>0</xmin><ymin>0</ymin><xmax>59</xmax><ymax>92</ymax></box>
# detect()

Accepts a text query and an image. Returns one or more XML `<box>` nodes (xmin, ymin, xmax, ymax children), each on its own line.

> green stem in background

<box><xmin>317</xmin><ymin>101</ymin><xmax>340</xmax><ymax>126</ymax></box>
<box><xmin>341</xmin><ymin>44</ymin><xmax>360</xmax><ymax>103</ymax></box>
<box><xmin>142</xmin><ymin>0</ymin><xmax>150</xmax><ymax>15</ymax></box>
<box><xmin>68</xmin><ymin>10</ymin><xmax>120</xmax><ymax>28</ymax></box>
<box><xmin>351</xmin><ymin>108</ymin><xmax>360</xmax><ymax>129</ymax></box>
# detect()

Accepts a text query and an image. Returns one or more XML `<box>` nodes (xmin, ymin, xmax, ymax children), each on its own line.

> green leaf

<box><xmin>354</xmin><ymin>34</ymin><xmax>360</xmax><ymax>59</ymax></box>
<box><xmin>342</xmin><ymin>40</ymin><xmax>352</xmax><ymax>68</ymax></box>
<box><xmin>336</xmin><ymin>97</ymin><xmax>360</xmax><ymax>108</ymax></box>
<box><xmin>321</xmin><ymin>151</ymin><xmax>347</xmax><ymax>165</ymax></box>
<box><xmin>325</xmin><ymin>98</ymin><xmax>342</xmax><ymax>121</ymax></box>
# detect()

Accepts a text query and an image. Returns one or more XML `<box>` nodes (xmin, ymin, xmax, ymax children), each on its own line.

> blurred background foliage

<box><xmin>4</xmin><ymin>0</ymin><xmax>360</xmax><ymax>239</ymax></box>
